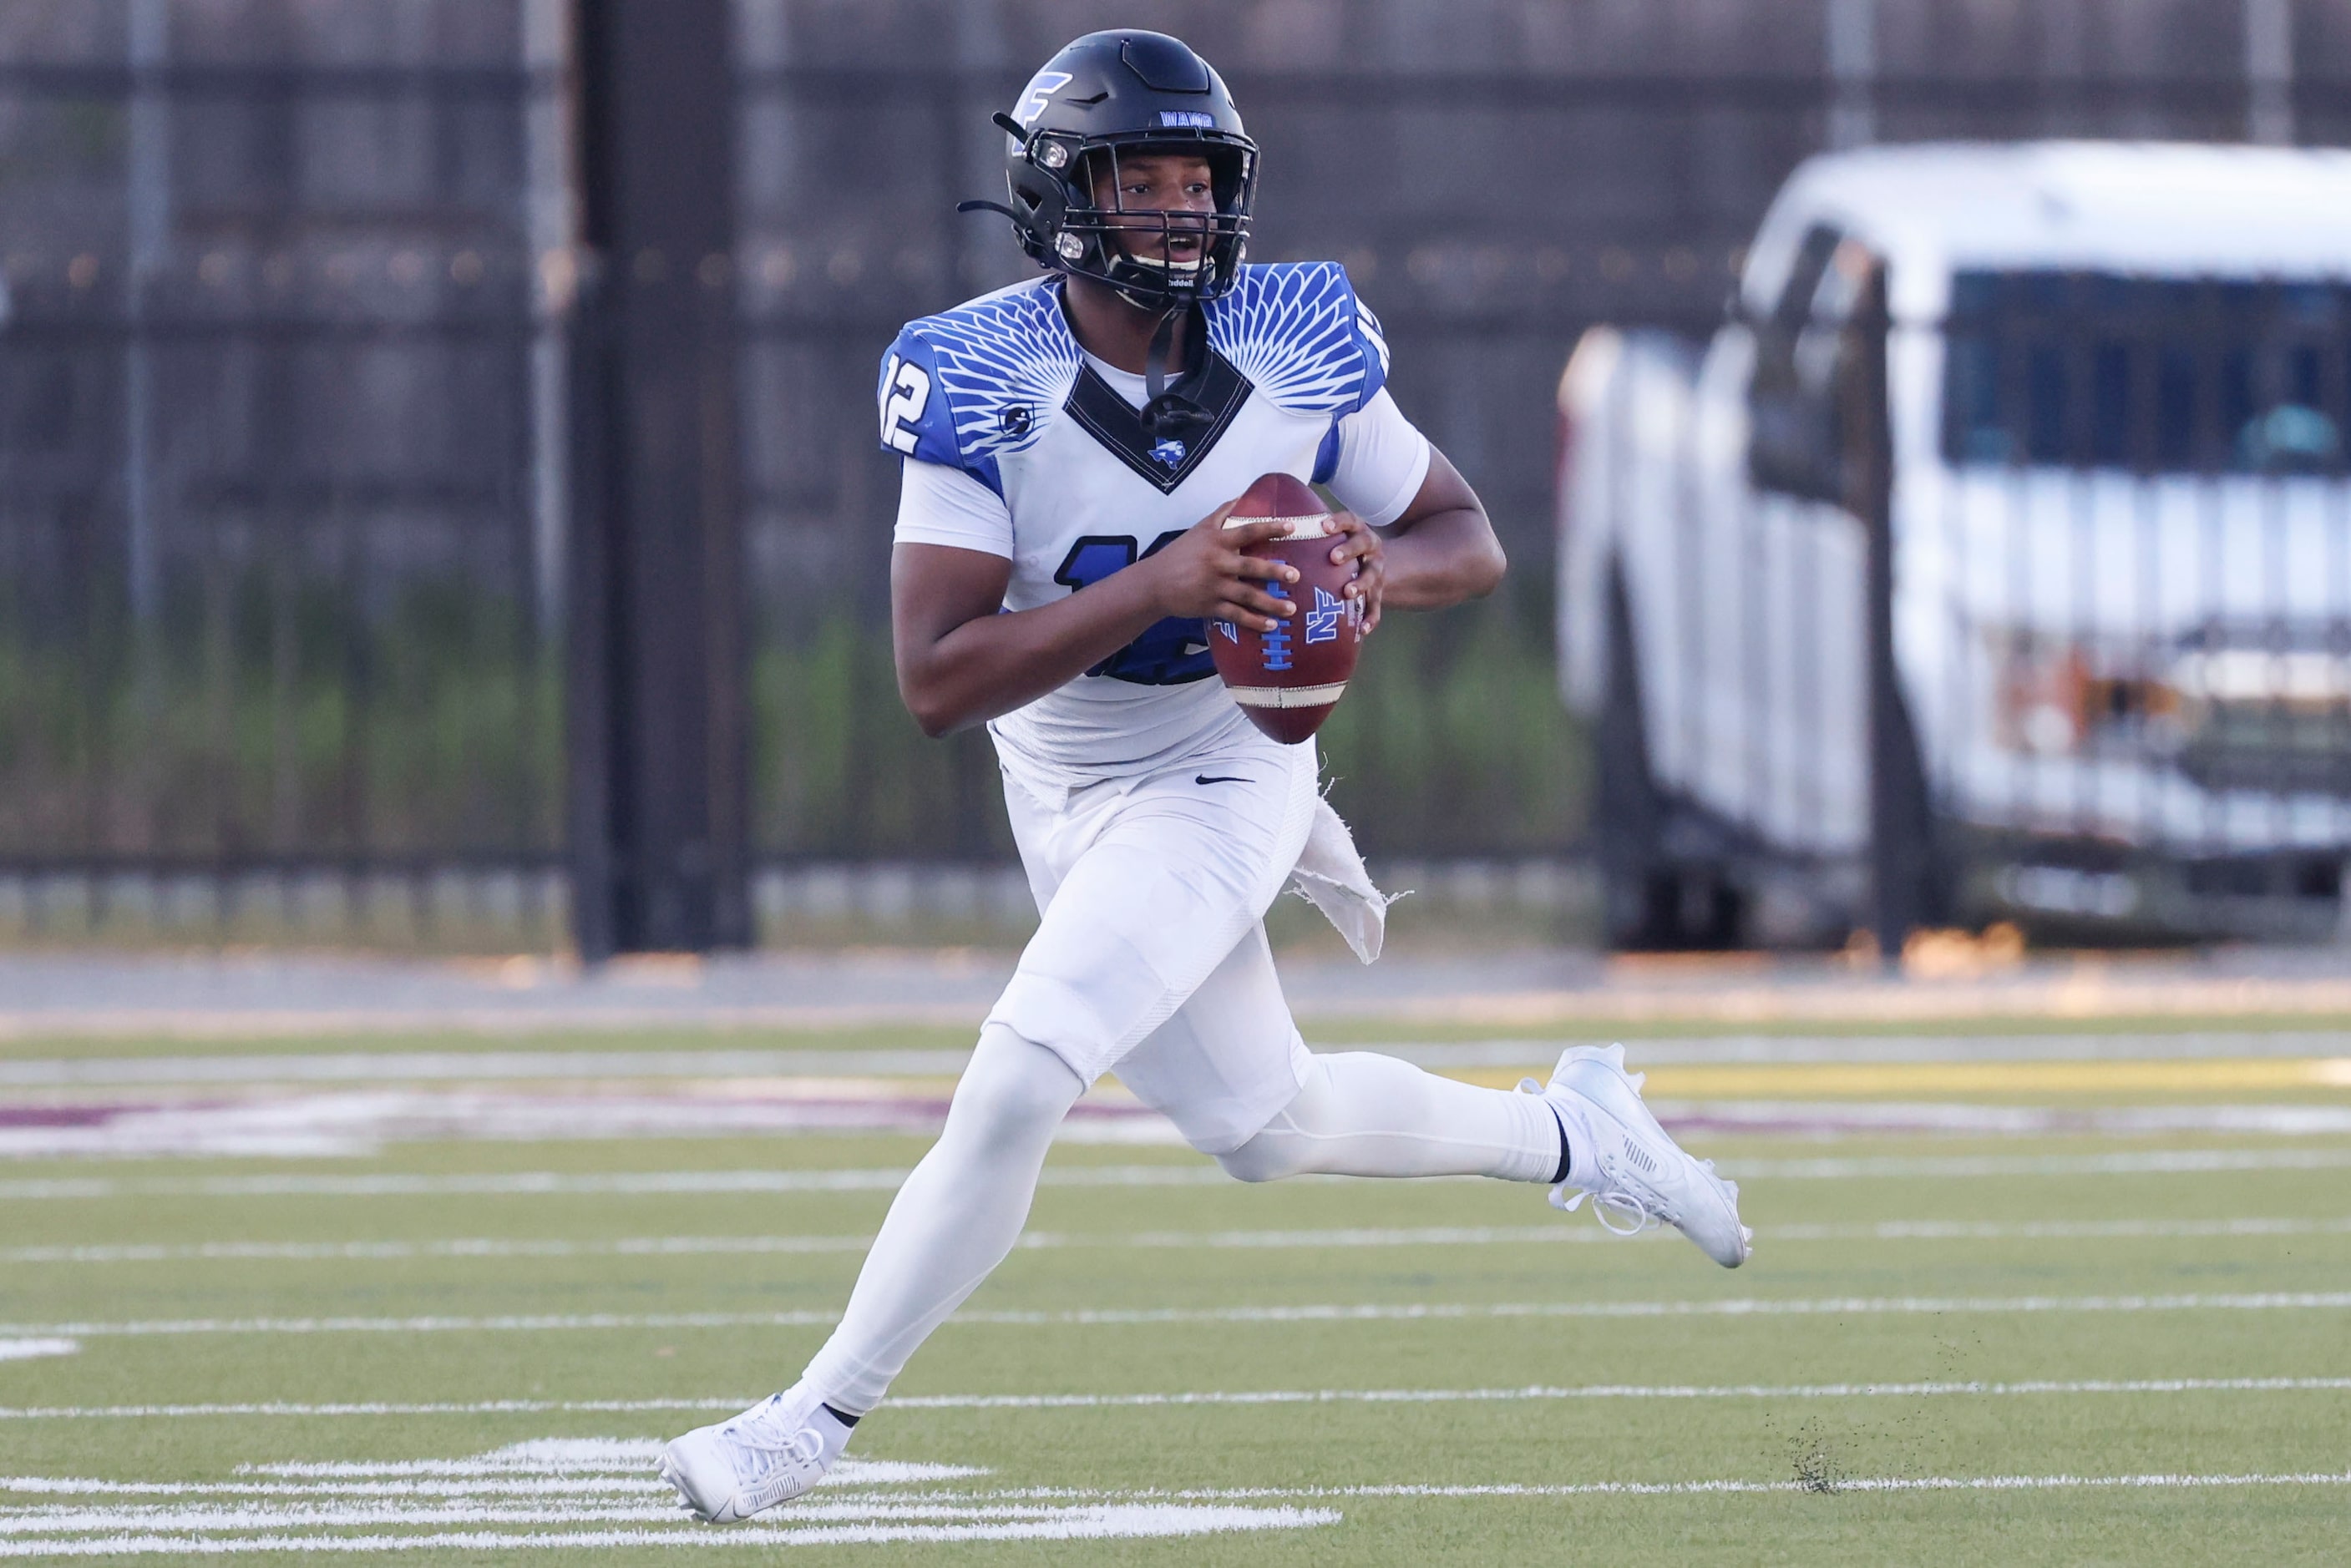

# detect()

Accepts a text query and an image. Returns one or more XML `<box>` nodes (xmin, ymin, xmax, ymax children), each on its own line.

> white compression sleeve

<box><xmin>1216</xmin><ymin>1051</ymin><xmax>1560</xmax><ymax>1185</ymax></box>
<box><xmin>798</xmin><ymin>1024</ymin><xmax>1084</xmax><ymax>1414</ymax></box>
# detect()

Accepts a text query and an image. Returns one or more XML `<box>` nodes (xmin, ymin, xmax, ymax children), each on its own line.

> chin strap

<box><xmin>955</xmin><ymin>197</ymin><xmax>1046</xmax><ymax>250</ymax></box>
<box><xmin>1138</xmin><ymin>302</ymin><xmax>1213</xmax><ymax>439</ymax></box>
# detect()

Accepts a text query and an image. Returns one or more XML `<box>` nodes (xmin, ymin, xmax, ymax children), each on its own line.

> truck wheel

<box><xmin>1595</xmin><ymin>562</ymin><xmax>1744</xmax><ymax>950</ymax></box>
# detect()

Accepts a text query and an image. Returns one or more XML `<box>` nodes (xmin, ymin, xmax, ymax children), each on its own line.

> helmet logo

<box><xmin>1012</xmin><ymin>70</ymin><xmax>1073</xmax><ymax>126</ymax></box>
<box><xmin>1158</xmin><ymin>110</ymin><xmax>1215</xmax><ymax>129</ymax></box>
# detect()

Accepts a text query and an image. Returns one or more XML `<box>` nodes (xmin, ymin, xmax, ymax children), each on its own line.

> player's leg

<box><xmin>661</xmin><ymin>747</ymin><xmax>1319</xmax><ymax>1521</ymax></box>
<box><xmin>1117</xmin><ymin>921</ymin><xmax>1559</xmax><ymax>1182</ymax></box>
<box><xmin>798</xmin><ymin>1024</ymin><xmax>1081</xmax><ymax>1409</ymax></box>
<box><xmin>1221</xmin><ymin>1042</ymin><xmax>1751</xmax><ymax>1267</ymax></box>
<box><xmin>1217</xmin><ymin>1050</ymin><xmax>1560</xmax><ymax>1182</ymax></box>
<box><xmin>659</xmin><ymin>1023</ymin><xmax>1080</xmax><ymax>1523</ymax></box>
<box><xmin>810</xmin><ymin>752</ymin><xmax>1313</xmax><ymax>1398</ymax></box>
<box><xmin>1122</xmin><ymin>913</ymin><xmax>1751</xmax><ymax>1267</ymax></box>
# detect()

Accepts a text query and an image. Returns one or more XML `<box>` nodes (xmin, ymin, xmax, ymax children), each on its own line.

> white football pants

<box><xmin>797</xmin><ymin>741</ymin><xmax>1559</xmax><ymax>1416</ymax></box>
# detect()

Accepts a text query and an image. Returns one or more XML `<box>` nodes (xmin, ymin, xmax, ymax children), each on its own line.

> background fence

<box><xmin>2</xmin><ymin>0</ymin><xmax>2348</xmax><ymax>943</ymax></box>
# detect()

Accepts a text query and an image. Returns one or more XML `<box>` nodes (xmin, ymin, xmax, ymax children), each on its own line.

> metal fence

<box><xmin>4</xmin><ymin>0</ymin><xmax>2348</xmax><ymax>944</ymax></box>
<box><xmin>1563</xmin><ymin>230</ymin><xmax>2351</xmax><ymax>949</ymax></box>
<box><xmin>0</xmin><ymin>22</ymin><xmax>564</xmax><ymax>889</ymax></box>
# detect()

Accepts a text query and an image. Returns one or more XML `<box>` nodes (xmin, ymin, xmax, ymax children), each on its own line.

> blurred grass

<box><xmin>0</xmin><ymin>574</ymin><xmax>561</xmax><ymax>861</ymax></box>
<box><xmin>754</xmin><ymin>592</ymin><xmax>1589</xmax><ymax>861</ymax></box>
<box><xmin>0</xmin><ymin>578</ymin><xmax>1586</xmax><ymax>866</ymax></box>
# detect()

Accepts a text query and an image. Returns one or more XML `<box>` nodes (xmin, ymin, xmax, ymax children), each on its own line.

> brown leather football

<box><xmin>1208</xmin><ymin>472</ymin><xmax>1364</xmax><ymax>744</ymax></box>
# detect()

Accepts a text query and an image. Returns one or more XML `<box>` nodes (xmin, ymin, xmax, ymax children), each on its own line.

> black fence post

<box><xmin>566</xmin><ymin>0</ymin><xmax>750</xmax><ymax>959</ymax></box>
<box><xmin>1852</xmin><ymin>265</ymin><xmax>1930</xmax><ymax>964</ymax></box>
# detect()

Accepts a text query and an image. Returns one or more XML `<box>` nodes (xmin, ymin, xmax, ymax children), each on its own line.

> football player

<box><xmin>661</xmin><ymin>28</ymin><xmax>1749</xmax><ymax>1523</ymax></box>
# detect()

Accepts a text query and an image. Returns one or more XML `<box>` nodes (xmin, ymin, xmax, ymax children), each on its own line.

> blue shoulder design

<box><xmin>1206</xmin><ymin>262</ymin><xmax>1391</xmax><ymax>420</ymax></box>
<box><xmin>878</xmin><ymin>279</ymin><xmax>1080</xmax><ymax>497</ymax></box>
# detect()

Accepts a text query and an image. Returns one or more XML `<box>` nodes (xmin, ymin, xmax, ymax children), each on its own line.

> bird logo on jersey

<box><xmin>1150</xmin><ymin>438</ymin><xmax>1187</xmax><ymax>468</ymax></box>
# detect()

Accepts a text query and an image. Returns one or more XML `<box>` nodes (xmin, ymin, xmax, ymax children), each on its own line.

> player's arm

<box><xmin>1324</xmin><ymin>448</ymin><xmax>1505</xmax><ymax>634</ymax></box>
<box><xmin>892</xmin><ymin>510</ymin><xmax>1300</xmax><ymax>738</ymax></box>
<box><xmin>1363</xmin><ymin>448</ymin><xmax>1506</xmax><ymax>614</ymax></box>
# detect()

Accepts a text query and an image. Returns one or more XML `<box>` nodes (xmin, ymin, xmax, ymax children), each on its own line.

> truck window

<box><xmin>1748</xmin><ymin>225</ymin><xmax>1882</xmax><ymax>503</ymax></box>
<box><xmin>1943</xmin><ymin>271</ymin><xmax>2351</xmax><ymax>475</ymax></box>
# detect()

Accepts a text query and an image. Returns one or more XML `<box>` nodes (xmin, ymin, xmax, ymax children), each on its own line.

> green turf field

<box><xmin>2</xmin><ymin>1024</ymin><xmax>2348</xmax><ymax>1563</ymax></box>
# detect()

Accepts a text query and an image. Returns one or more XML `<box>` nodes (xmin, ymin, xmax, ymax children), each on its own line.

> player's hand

<box><xmin>1323</xmin><ymin>511</ymin><xmax>1386</xmax><ymax>635</ymax></box>
<box><xmin>1141</xmin><ymin>503</ymin><xmax>1300</xmax><ymax>631</ymax></box>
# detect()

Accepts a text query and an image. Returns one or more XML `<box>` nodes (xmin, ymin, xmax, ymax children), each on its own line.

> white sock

<box><xmin>798</xmin><ymin>1024</ymin><xmax>1083</xmax><ymax>1415</ymax></box>
<box><xmin>751</xmin><ymin>1382</ymin><xmax>858</xmax><ymax>1461</ymax></box>
<box><xmin>1216</xmin><ymin>1051</ymin><xmax>1560</xmax><ymax>1184</ymax></box>
<box><xmin>798</xmin><ymin>1389</ymin><xmax>857</xmax><ymax>1461</ymax></box>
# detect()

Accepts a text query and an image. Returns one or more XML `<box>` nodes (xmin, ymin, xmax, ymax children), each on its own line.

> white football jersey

<box><xmin>882</xmin><ymin>263</ymin><xmax>1431</xmax><ymax>802</ymax></box>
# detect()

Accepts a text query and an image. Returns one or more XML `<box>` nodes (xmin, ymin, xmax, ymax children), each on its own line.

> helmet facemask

<box><xmin>995</xmin><ymin>129</ymin><xmax>1255</xmax><ymax>312</ymax></box>
<box><xmin>1053</xmin><ymin>140</ymin><xmax>1254</xmax><ymax>311</ymax></box>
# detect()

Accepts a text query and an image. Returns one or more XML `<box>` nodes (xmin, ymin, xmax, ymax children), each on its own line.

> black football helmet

<box><xmin>960</xmin><ymin>30</ymin><xmax>1257</xmax><ymax>312</ymax></box>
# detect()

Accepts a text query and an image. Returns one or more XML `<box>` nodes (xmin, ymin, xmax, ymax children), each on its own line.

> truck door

<box><xmin>1722</xmin><ymin>226</ymin><xmax>1882</xmax><ymax>862</ymax></box>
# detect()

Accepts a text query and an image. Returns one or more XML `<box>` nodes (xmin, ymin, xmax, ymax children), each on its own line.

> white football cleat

<box><xmin>1525</xmin><ymin>1043</ymin><xmax>1752</xmax><ymax>1267</ymax></box>
<box><xmin>658</xmin><ymin>1388</ymin><xmax>850</xmax><ymax>1524</ymax></box>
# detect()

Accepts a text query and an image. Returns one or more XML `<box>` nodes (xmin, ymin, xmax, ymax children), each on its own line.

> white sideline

<box><xmin>4</xmin><ymin>1146</ymin><xmax>2349</xmax><ymax>1202</ymax></box>
<box><xmin>10</xmin><ymin>1213</ymin><xmax>2346</xmax><ymax>1267</ymax></box>
<box><xmin>7</xmin><ymin>1376</ymin><xmax>2350</xmax><ymax>1423</ymax></box>
<box><xmin>4</xmin><ymin>1292</ymin><xmax>2348</xmax><ymax>1342</ymax></box>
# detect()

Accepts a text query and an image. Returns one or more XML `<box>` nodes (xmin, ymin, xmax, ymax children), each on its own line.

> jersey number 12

<box><xmin>1053</xmin><ymin>531</ymin><xmax>1216</xmax><ymax>686</ymax></box>
<box><xmin>879</xmin><ymin>354</ymin><xmax>931</xmax><ymax>455</ymax></box>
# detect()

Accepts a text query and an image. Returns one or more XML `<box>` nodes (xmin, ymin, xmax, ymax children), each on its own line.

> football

<box><xmin>1209</xmin><ymin>472</ymin><xmax>1365</xmax><ymax>744</ymax></box>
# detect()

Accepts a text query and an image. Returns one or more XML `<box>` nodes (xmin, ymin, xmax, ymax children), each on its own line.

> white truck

<box><xmin>1557</xmin><ymin>143</ymin><xmax>2351</xmax><ymax>947</ymax></box>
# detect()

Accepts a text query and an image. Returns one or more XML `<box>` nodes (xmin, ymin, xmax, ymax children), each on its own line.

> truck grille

<box><xmin>2170</xmin><ymin>632</ymin><xmax>2351</xmax><ymax>796</ymax></box>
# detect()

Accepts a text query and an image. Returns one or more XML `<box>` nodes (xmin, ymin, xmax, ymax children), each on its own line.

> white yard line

<box><xmin>4</xmin><ymin>1292</ymin><xmax>2348</xmax><ymax>1343</ymax></box>
<box><xmin>0</xmin><ymin>1507</ymin><xmax>1338</xmax><ymax>1555</ymax></box>
<box><xmin>11</xmin><ymin>1031</ymin><xmax>2344</xmax><ymax>1085</ymax></box>
<box><xmin>0</xmin><ymin>1050</ymin><xmax>982</xmax><ymax>1087</ymax></box>
<box><xmin>8</xmin><ymin>1376</ymin><xmax>2350</xmax><ymax>1423</ymax></box>
<box><xmin>3</xmin><ymin>1146</ymin><xmax>2348</xmax><ymax>1203</ymax></box>
<box><xmin>887</xmin><ymin>1376</ymin><xmax>2351</xmax><ymax>1408</ymax></box>
<box><xmin>8</xmin><ymin>1214</ymin><xmax>2345</xmax><ymax>1267</ymax></box>
<box><xmin>1725</xmin><ymin>1148</ymin><xmax>2351</xmax><ymax>1178</ymax></box>
<box><xmin>5</xmin><ymin>1434</ymin><xmax>2344</xmax><ymax>1557</ymax></box>
<box><xmin>0</xmin><ymin>1435</ymin><xmax>1322</xmax><ymax>1555</ymax></box>
<box><xmin>4</xmin><ymin>1464</ymin><xmax>2347</xmax><ymax>1556</ymax></box>
<box><xmin>8</xmin><ymin>1095</ymin><xmax>2349</xmax><ymax>1161</ymax></box>
<box><xmin>0</xmin><ymin>1342</ymin><xmax>73</xmax><ymax>1363</ymax></box>
<box><xmin>0</xmin><ymin>1165</ymin><xmax>1211</xmax><ymax>1201</ymax></box>
<box><xmin>1153</xmin><ymin>1471</ymin><xmax>2351</xmax><ymax>1500</ymax></box>
<box><xmin>0</xmin><ymin>1401</ymin><xmax>730</xmax><ymax>1423</ymax></box>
